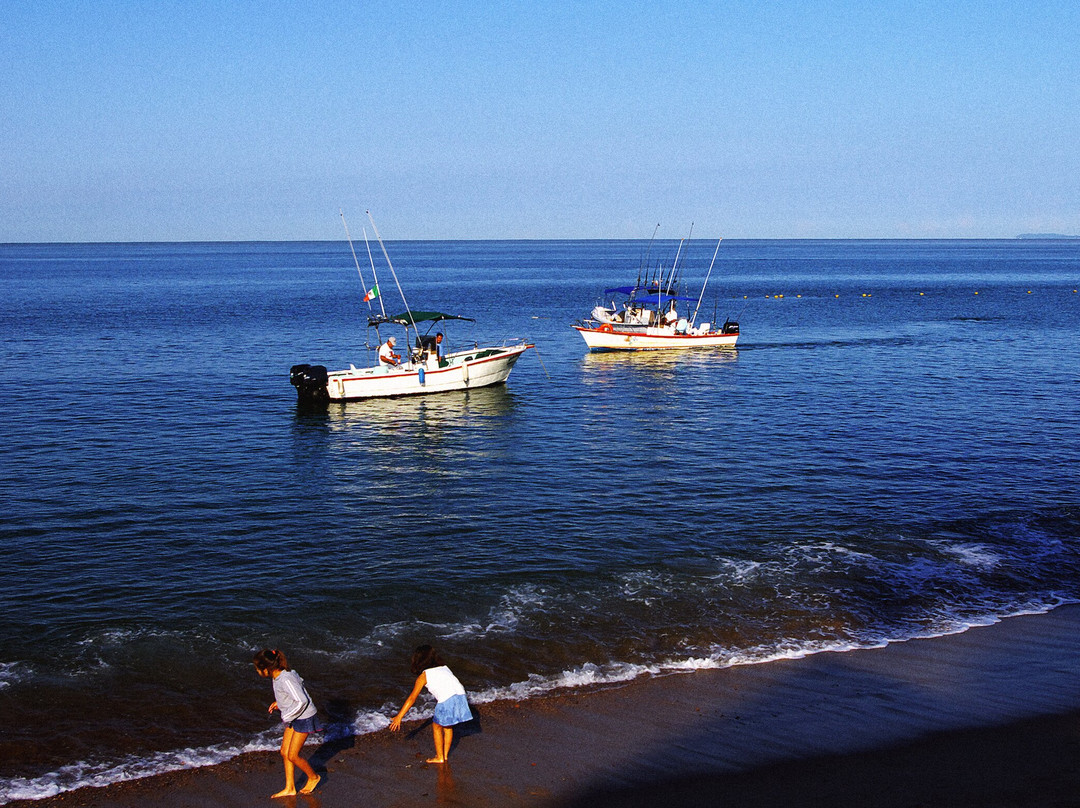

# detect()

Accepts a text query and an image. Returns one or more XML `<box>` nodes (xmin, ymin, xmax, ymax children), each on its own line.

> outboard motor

<box><xmin>722</xmin><ymin>320</ymin><xmax>740</xmax><ymax>335</ymax></box>
<box><xmin>289</xmin><ymin>363</ymin><xmax>329</xmax><ymax>408</ymax></box>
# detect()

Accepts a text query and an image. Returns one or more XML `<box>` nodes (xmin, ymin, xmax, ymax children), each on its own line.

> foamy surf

<box><xmin>0</xmin><ymin>736</ymin><xmax>278</xmax><ymax>804</ymax></box>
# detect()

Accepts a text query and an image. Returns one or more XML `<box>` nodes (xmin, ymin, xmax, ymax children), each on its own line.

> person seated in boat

<box><xmin>662</xmin><ymin>302</ymin><xmax>679</xmax><ymax>326</ymax></box>
<box><xmin>434</xmin><ymin>332</ymin><xmax>445</xmax><ymax>365</ymax></box>
<box><xmin>378</xmin><ymin>336</ymin><xmax>401</xmax><ymax>367</ymax></box>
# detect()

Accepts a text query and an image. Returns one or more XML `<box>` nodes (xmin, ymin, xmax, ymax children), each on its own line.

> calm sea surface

<box><xmin>1</xmin><ymin>239</ymin><xmax>1078</xmax><ymax>800</ymax></box>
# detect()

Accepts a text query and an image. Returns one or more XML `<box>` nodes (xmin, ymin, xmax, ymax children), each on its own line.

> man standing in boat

<box><xmin>378</xmin><ymin>336</ymin><xmax>401</xmax><ymax>367</ymax></box>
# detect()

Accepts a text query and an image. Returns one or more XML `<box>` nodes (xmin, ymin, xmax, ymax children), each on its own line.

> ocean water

<box><xmin>1</xmin><ymin>239</ymin><xmax>1078</xmax><ymax>801</ymax></box>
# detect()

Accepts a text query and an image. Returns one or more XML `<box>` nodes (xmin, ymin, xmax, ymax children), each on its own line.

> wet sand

<box><xmin>11</xmin><ymin>605</ymin><xmax>1080</xmax><ymax>807</ymax></box>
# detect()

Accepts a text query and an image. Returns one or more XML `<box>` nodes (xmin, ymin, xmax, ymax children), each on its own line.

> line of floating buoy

<box><xmin>736</xmin><ymin>289</ymin><xmax>1079</xmax><ymax>298</ymax></box>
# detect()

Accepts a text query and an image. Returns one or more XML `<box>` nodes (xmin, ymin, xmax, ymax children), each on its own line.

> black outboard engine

<box><xmin>289</xmin><ymin>364</ymin><xmax>329</xmax><ymax>408</ymax></box>
<box><xmin>722</xmin><ymin>320</ymin><xmax>740</xmax><ymax>335</ymax></box>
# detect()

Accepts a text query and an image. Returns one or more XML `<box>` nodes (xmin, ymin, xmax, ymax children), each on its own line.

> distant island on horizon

<box><xmin>1016</xmin><ymin>233</ymin><xmax>1080</xmax><ymax>240</ymax></box>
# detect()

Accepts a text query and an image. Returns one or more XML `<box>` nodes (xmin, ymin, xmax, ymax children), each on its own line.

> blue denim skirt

<box><xmin>287</xmin><ymin>714</ymin><xmax>322</xmax><ymax>734</ymax></box>
<box><xmin>432</xmin><ymin>694</ymin><xmax>473</xmax><ymax>727</ymax></box>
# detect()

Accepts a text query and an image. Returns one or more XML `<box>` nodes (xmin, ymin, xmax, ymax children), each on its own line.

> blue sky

<box><xmin>2</xmin><ymin>1</ymin><xmax>1078</xmax><ymax>241</ymax></box>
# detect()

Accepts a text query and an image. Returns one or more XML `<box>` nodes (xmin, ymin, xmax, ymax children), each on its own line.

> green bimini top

<box><xmin>367</xmin><ymin>311</ymin><xmax>475</xmax><ymax>327</ymax></box>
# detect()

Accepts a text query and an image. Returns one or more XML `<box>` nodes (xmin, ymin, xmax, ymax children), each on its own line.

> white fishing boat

<box><xmin>572</xmin><ymin>234</ymin><xmax>740</xmax><ymax>351</ymax></box>
<box><xmin>290</xmin><ymin>213</ymin><xmax>532</xmax><ymax>406</ymax></box>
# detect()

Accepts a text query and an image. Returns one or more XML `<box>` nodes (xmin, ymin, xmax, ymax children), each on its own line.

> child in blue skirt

<box><xmin>389</xmin><ymin>644</ymin><xmax>473</xmax><ymax>763</ymax></box>
<box><xmin>253</xmin><ymin>648</ymin><xmax>321</xmax><ymax>797</ymax></box>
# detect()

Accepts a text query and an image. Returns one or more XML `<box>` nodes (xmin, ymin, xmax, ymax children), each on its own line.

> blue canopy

<box><xmin>603</xmin><ymin>286</ymin><xmax>697</xmax><ymax>304</ymax></box>
<box><xmin>623</xmin><ymin>293</ymin><xmax>698</xmax><ymax>306</ymax></box>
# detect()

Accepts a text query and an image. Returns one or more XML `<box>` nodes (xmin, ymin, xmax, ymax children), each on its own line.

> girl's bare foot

<box><xmin>271</xmin><ymin>787</ymin><xmax>297</xmax><ymax>798</ymax></box>
<box><xmin>426</xmin><ymin>757</ymin><xmax>447</xmax><ymax>764</ymax></box>
<box><xmin>299</xmin><ymin>774</ymin><xmax>321</xmax><ymax>794</ymax></box>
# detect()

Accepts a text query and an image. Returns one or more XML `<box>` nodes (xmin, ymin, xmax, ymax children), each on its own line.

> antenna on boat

<box><xmin>366</xmin><ymin>211</ymin><xmax>422</xmax><ymax>355</ymax></box>
<box><xmin>691</xmin><ymin>239</ymin><xmax>723</xmax><ymax>327</ymax></box>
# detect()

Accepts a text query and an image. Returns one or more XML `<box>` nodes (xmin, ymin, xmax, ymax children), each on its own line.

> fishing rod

<box><xmin>340</xmin><ymin>210</ymin><xmax>375</xmax><ymax>315</ymax></box>
<box><xmin>366</xmin><ymin>211</ymin><xmax>422</xmax><ymax>361</ymax></box>
<box><xmin>638</xmin><ymin>222</ymin><xmax>660</xmax><ymax>290</ymax></box>
<box><xmin>691</xmin><ymin>238</ymin><xmax>723</xmax><ymax>327</ymax></box>
<box><xmin>712</xmin><ymin>294</ymin><xmax>749</xmax><ymax>330</ymax></box>
<box><xmin>662</xmin><ymin>239</ymin><xmax>682</xmax><ymax>319</ymax></box>
<box><xmin>668</xmin><ymin>222</ymin><xmax>693</xmax><ymax>294</ymax></box>
<box><xmin>361</xmin><ymin>225</ymin><xmax>389</xmax><ymax>349</ymax></box>
<box><xmin>361</xmin><ymin>227</ymin><xmax>388</xmax><ymax>319</ymax></box>
<box><xmin>656</xmin><ymin>223</ymin><xmax>691</xmax><ymax>323</ymax></box>
<box><xmin>731</xmin><ymin>296</ymin><xmax>751</xmax><ymax>322</ymax></box>
<box><xmin>341</xmin><ymin>210</ymin><xmax>386</xmax><ymax>350</ymax></box>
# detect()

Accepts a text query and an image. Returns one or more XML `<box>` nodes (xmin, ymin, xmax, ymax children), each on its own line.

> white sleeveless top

<box><xmin>424</xmin><ymin>666</ymin><xmax>465</xmax><ymax>703</ymax></box>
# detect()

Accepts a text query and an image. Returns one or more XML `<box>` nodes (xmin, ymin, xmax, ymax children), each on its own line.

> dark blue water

<box><xmin>1</xmin><ymin>239</ymin><xmax>1079</xmax><ymax>801</ymax></box>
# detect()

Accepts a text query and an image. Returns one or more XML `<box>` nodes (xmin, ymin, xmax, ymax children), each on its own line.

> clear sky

<box><xmin>2</xmin><ymin>1</ymin><xmax>1078</xmax><ymax>241</ymax></box>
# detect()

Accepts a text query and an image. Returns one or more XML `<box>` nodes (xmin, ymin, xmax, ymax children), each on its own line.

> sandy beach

<box><xmin>11</xmin><ymin>605</ymin><xmax>1080</xmax><ymax>808</ymax></box>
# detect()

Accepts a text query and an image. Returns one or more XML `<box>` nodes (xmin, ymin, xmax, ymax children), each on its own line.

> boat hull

<box><xmin>573</xmin><ymin>325</ymin><xmax>737</xmax><ymax>351</ymax></box>
<box><xmin>324</xmin><ymin>344</ymin><xmax>531</xmax><ymax>400</ymax></box>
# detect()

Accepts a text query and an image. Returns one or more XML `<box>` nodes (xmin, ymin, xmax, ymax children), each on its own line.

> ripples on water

<box><xmin>1</xmin><ymin>239</ymin><xmax>1078</xmax><ymax>800</ymax></box>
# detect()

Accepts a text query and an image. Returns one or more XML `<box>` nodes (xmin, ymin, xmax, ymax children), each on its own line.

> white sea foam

<box><xmin>707</xmin><ymin>558</ymin><xmax>770</xmax><ymax>584</ymax></box>
<box><xmin>460</xmin><ymin>600</ymin><xmax>1073</xmax><ymax>709</ymax></box>
<box><xmin>74</xmin><ymin>626</ymin><xmax>225</xmax><ymax>647</ymax></box>
<box><xmin>781</xmin><ymin>541</ymin><xmax>877</xmax><ymax>571</ymax></box>
<box><xmin>932</xmin><ymin>541</ymin><xmax>1003</xmax><ymax>571</ymax></box>
<box><xmin>362</xmin><ymin>585</ymin><xmax>553</xmax><ymax>645</ymax></box>
<box><xmin>348</xmin><ymin>707</ymin><xmax>395</xmax><ymax>736</ymax></box>
<box><xmin>444</xmin><ymin>584</ymin><xmax>552</xmax><ymax>637</ymax></box>
<box><xmin>0</xmin><ymin>662</ymin><xmax>29</xmax><ymax>690</ymax></box>
<box><xmin>0</xmin><ymin>732</ymin><xmax>279</xmax><ymax>805</ymax></box>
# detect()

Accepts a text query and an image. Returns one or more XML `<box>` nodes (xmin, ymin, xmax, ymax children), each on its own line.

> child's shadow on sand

<box><xmin>308</xmin><ymin>698</ymin><xmax>358</xmax><ymax>771</ymax></box>
<box><xmin>308</xmin><ymin>700</ymin><xmax>483</xmax><ymax>771</ymax></box>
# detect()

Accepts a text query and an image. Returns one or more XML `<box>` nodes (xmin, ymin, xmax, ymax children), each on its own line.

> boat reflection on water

<box><xmin>327</xmin><ymin>383</ymin><xmax>518</xmax><ymax>429</ymax></box>
<box><xmin>580</xmin><ymin>346</ymin><xmax>738</xmax><ymax>387</ymax></box>
<box><xmin>291</xmin><ymin>386</ymin><xmax>520</xmax><ymax>500</ymax></box>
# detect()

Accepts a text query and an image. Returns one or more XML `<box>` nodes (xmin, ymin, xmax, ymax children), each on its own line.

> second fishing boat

<box><xmin>572</xmin><ymin>231</ymin><xmax>739</xmax><ymax>351</ymax></box>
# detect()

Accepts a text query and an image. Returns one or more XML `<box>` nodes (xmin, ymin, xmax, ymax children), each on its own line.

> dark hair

<box><xmin>252</xmin><ymin>648</ymin><xmax>289</xmax><ymax>673</ymax></box>
<box><xmin>410</xmin><ymin>644</ymin><xmax>445</xmax><ymax>675</ymax></box>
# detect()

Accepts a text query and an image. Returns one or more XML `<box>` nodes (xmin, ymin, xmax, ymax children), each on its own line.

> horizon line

<box><xmin>5</xmin><ymin>235</ymin><xmax>1078</xmax><ymax>246</ymax></box>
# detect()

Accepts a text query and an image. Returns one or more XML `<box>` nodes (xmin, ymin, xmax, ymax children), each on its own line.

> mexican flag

<box><xmin>363</xmin><ymin>285</ymin><xmax>379</xmax><ymax>302</ymax></box>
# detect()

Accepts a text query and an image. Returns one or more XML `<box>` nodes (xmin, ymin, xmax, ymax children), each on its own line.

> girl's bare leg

<box><xmin>288</xmin><ymin>730</ymin><xmax>321</xmax><ymax>794</ymax></box>
<box><xmin>272</xmin><ymin>727</ymin><xmax>299</xmax><ymax>798</ymax></box>
<box><xmin>427</xmin><ymin>723</ymin><xmax>452</xmax><ymax>763</ymax></box>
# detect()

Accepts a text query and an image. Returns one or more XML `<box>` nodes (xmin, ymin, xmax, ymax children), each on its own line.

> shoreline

<box><xmin>8</xmin><ymin>605</ymin><xmax>1080</xmax><ymax>807</ymax></box>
